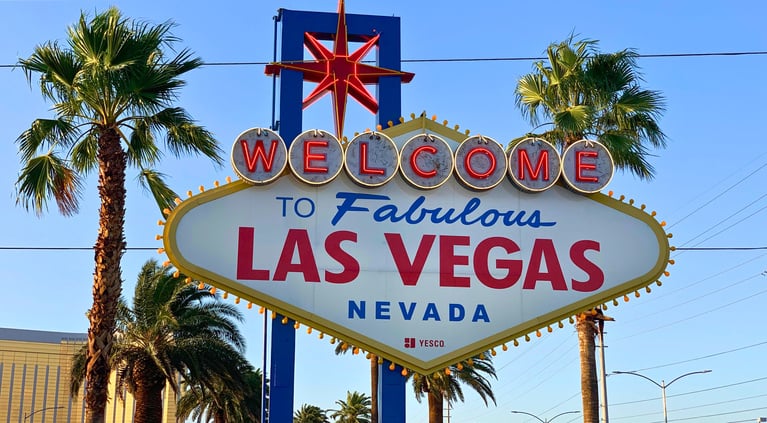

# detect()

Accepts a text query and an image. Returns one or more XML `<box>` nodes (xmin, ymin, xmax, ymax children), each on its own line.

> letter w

<box><xmin>241</xmin><ymin>139</ymin><xmax>279</xmax><ymax>172</ymax></box>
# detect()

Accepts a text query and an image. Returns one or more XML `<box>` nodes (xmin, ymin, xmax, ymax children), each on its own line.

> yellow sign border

<box><xmin>163</xmin><ymin>177</ymin><xmax>669</xmax><ymax>374</ymax></box>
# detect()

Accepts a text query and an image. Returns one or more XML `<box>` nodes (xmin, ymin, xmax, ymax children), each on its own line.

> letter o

<box><xmin>454</xmin><ymin>135</ymin><xmax>507</xmax><ymax>190</ymax></box>
<box><xmin>293</xmin><ymin>197</ymin><xmax>315</xmax><ymax>218</ymax></box>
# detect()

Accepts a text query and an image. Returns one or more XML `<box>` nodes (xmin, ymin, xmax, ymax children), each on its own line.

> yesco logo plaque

<box><xmin>164</xmin><ymin>124</ymin><xmax>669</xmax><ymax>374</ymax></box>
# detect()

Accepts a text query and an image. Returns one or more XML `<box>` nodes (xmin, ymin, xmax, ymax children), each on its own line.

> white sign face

<box><xmin>164</xmin><ymin>170</ymin><xmax>669</xmax><ymax>373</ymax></box>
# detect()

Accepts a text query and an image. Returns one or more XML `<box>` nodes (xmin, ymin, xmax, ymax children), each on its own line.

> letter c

<box><xmin>411</xmin><ymin>145</ymin><xmax>438</xmax><ymax>178</ymax></box>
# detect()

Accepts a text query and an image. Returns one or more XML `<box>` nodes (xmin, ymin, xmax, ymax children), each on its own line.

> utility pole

<box><xmin>596</xmin><ymin>313</ymin><xmax>613</xmax><ymax>423</ymax></box>
<box><xmin>612</xmin><ymin>370</ymin><xmax>711</xmax><ymax>423</ymax></box>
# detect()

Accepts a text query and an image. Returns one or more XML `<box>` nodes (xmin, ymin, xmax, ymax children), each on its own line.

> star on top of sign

<box><xmin>265</xmin><ymin>0</ymin><xmax>415</xmax><ymax>139</ymax></box>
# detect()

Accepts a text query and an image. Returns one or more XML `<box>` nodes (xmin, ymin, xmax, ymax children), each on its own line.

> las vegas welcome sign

<box><xmin>162</xmin><ymin>117</ymin><xmax>670</xmax><ymax>374</ymax></box>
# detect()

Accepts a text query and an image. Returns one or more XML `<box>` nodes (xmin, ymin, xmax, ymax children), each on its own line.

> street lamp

<box><xmin>24</xmin><ymin>406</ymin><xmax>63</xmax><ymax>422</ymax></box>
<box><xmin>510</xmin><ymin>410</ymin><xmax>580</xmax><ymax>422</ymax></box>
<box><xmin>612</xmin><ymin>369</ymin><xmax>711</xmax><ymax>423</ymax></box>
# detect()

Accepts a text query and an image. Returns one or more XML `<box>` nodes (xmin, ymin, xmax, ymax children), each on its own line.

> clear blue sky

<box><xmin>1</xmin><ymin>1</ymin><xmax>766</xmax><ymax>422</ymax></box>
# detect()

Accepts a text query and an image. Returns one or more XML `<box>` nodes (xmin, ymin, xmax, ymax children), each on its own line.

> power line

<box><xmin>0</xmin><ymin>246</ymin><xmax>157</xmax><ymax>251</ymax></box>
<box><xmin>617</xmin><ymin>285</ymin><xmax>767</xmax><ymax>340</ymax></box>
<box><xmin>675</xmin><ymin>247</ymin><xmax>767</xmax><ymax>251</ymax></box>
<box><xmin>2</xmin><ymin>50</ymin><xmax>767</xmax><ymax>69</ymax></box>
<box><xmin>630</xmin><ymin>340</ymin><xmax>767</xmax><ymax>373</ymax></box>
<box><xmin>2</xmin><ymin>246</ymin><xmax>762</xmax><ymax>252</ymax></box>
<box><xmin>610</xmin><ymin>375</ymin><xmax>767</xmax><ymax>406</ymax></box>
<box><xmin>668</xmin><ymin>160</ymin><xmax>767</xmax><ymax>230</ymax></box>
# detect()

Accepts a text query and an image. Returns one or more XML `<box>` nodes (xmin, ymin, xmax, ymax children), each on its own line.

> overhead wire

<box><xmin>630</xmin><ymin>340</ymin><xmax>767</xmax><ymax>373</ymax></box>
<box><xmin>667</xmin><ymin>159</ymin><xmax>767</xmax><ymax>230</ymax></box>
<box><xmin>617</xmin><ymin>285</ymin><xmax>767</xmax><ymax>340</ymax></box>
<box><xmin>2</xmin><ymin>50</ymin><xmax>767</xmax><ymax>69</ymax></box>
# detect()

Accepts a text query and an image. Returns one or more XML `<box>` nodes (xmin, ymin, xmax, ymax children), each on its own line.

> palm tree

<box><xmin>16</xmin><ymin>8</ymin><xmax>221</xmax><ymax>422</ymax></box>
<box><xmin>70</xmin><ymin>259</ymin><xmax>247</xmax><ymax>423</ymax></box>
<box><xmin>408</xmin><ymin>352</ymin><xmax>496</xmax><ymax>423</ymax></box>
<box><xmin>515</xmin><ymin>35</ymin><xmax>666</xmax><ymax>178</ymax></box>
<box><xmin>329</xmin><ymin>391</ymin><xmax>371</xmax><ymax>423</ymax></box>
<box><xmin>294</xmin><ymin>404</ymin><xmax>330</xmax><ymax>423</ymax></box>
<box><xmin>177</xmin><ymin>364</ymin><xmax>265</xmax><ymax>423</ymax></box>
<box><xmin>334</xmin><ymin>341</ymin><xmax>378</xmax><ymax>423</ymax></box>
<box><xmin>515</xmin><ymin>35</ymin><xmax>667</xmax><ymax>423</ymax></box>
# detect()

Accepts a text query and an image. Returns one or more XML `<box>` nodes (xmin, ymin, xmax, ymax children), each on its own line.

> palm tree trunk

<box><xmin>427</xmin><ymin>391</ymin><xmax>443</xmax><ymax>423</ymax></box>
<box><xmin>577</xmin><ymin>313</ymin><xmax>599</xmax><ymax>423</ymax></box>
<box><xmin>370</xmin><ymin>355</ymin><xmax>378</xmax><ymax>423</ymax></box>
<box><xmin>85</xmin><ymin>128</ymin><xmax>127</xmax><ymax>423</ymax></box>
<box><xmin>133</xmin><ymin>380</ymin><xmax>166</xmax><ymax>423</ymax></box>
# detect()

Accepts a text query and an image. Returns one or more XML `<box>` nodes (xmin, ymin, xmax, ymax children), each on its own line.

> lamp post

<box><xmin>24</xmin><ymin>406</ymin><xmax>63</xmax><ymax>422</ymax></box>
<box><xmin>510</xmin><ymin>410</ymin><xmax>580</xmax><ymax>423</ymax></box>
<box><xmin>612</xmin><ymin>370</ymin><xmax>711</xmax><ymax>423</ymax></box>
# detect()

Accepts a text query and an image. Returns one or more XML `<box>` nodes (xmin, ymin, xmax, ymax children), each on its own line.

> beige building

<box><xmin>0</xmin><ymin>328</ymin><xmax>177</xmax><ymax>423</ymax></box>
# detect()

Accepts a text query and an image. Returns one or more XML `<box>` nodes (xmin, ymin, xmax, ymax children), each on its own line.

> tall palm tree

<box><xmin>329</xmin><ymin>391</ymin><xmax>371</xmax><ymax>423</ymax></box>
<box><xmin>177</xmin><ymin>364</ymin><xmax>264</xmax><ymax>423</ymax></box>
<box><xmin>294</xmin><ymin>404</ymin><xmax>330</xmax><ymax>423</ymax></box>
<box><xmin>515</xmin><ymin>35</ymin><xmax>667</xmax><ymax>423</ymax></box>
<box><xmin>70</xmin><ymin>259</ymin><xmax>247</xmax><ymax>423</ymax></box>
<box><xmin>334</xmin><ymin>341</ymin><xmax>378</xmax><ymax>423</ymax></box>
<box><xmin>408</xmin><ymin>352</ymin><xmax>496</xmax><ymax>423</ymax></box>
<box><xmin>16</xmin><ymin>8</ymin><xmax>221</xmax><ymax>422</ymax></box>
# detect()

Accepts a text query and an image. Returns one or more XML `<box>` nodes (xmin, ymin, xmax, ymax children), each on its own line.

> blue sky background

<box><xmin>1</xmin><ymin>1</ymin><xmax>766</xmax><ymax>422</ymax></box>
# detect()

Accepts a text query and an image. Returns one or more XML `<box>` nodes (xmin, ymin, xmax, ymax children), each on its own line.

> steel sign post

<box><xmin>268</xmin><ymin>4</ymin><xmax>410</xmax><ymax>421</ymax></box>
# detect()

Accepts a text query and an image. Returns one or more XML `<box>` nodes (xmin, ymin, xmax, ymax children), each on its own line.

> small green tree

<box><xmin>177</xmin><ymin>364</ymin><xmax>265</xmax><ymax>423</ymax></box>
<box><xmin>409</xmin><ymin>352</ymin><xmax>496</xmax><ymax>423</ymax></box>
<box><xmin>329</xmin><ymin>391</ymin><xmax>371</xmax><ymax>423</ymax></box>
<box><xmin>334</xmin><ymin>341</ymin><xmax>378</xmax><ymax>423</ymax></box>
<box><xmin>70</xmin><ymin>260</ymin><xmax>246</xmax><ymax>423</ymax></box>
<box><xmin>294</xmin><ymin>404</ymin><xmax>330</xmax><ymax>423</ymax></box>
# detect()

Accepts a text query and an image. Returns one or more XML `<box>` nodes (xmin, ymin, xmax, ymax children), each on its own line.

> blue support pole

<box><xmin>379</xmin><ymin>361</ymin><xmax>407</xmax><ymax>423</ymax></box>
<box><xmin>269</xmin><ymin>8</ymin><xmax>408</xmax><ymax>423</ymax></box>
<box><xmin>268</xmin><ymin>11</ymin><xmax>303</xmax><ymax>423</ymax></box>
<box><xmin>270</xmin><ymin>316</ymin><xmax>296</xmax><ymax>422</ymax></box>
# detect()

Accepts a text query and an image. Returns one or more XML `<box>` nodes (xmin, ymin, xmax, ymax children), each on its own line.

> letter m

<box><xmin>518</xmin><ymin>149</ymin><xmax>550</xmax><ymax>181</ymax></box>
<box><xmin>241</xmin><ymin>139</ymin><xmax>279</xmax><ymax>172</ymax></box>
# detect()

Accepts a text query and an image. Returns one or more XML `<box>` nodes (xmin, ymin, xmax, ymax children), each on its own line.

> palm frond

<box><xmin>614</xmin><ymin>86</ymin><xmax>666</xmax><ymax>116</ymax></box>
<box><xmin>148</xmin><ymin>107</ymin><xmax>223</xmax><ymax>164</ymax></box>
<box><xmin>136</xmin><ymin>168</ymin><xmax>178</xmax><ymax>214</ymax></box>
<box><xmin>16</xmin><ymin>118</ymin><xmax>79</xmax><ymax>161</ymax></box>
<box><xmin>126</xmin><ymin>118</ymin><xmax>162</xmax><ymax>167</ymax></box>
<box><xmin>553</xmin><ymin>105</ymin><xmax>592</xmax><ymax>135</ymax></box>
<box><xmin>20</xmin><ymin>42</ymin><xmax>82</xmax><ymax>102</ymax></box>
<box><xmin>70</xmin><ymin>131</ymin><xmax>99</xmax><ymax>173</ymax></box>
<box><xmin>68</xmin><ymin>7</ymin><xmax>134</xmax><ymax>71</ymax></box>
<box><xmin>16</xmin><ymin>153</ymin><xmax>82</xmax><ymax>216</ymax></box>
<box><xmin>69</xmin><ymin>344</ymin><xmax>88</xmax><ymax>397</ymax></box>
<box><xmin>515</xmin><ymin>74</ymin><xmax>548</xmax><ymax>125</ymax></box>
<box><xmin>599</xmin><ymin>132</ymin><xmax>656</xmax><ymax>179</ymax></box>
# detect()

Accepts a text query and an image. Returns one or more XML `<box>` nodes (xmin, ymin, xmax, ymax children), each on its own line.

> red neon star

<box><xmin>265</xmin><ymin>0</ymin><xmax>414</xmax><ymax>139</ymax></box>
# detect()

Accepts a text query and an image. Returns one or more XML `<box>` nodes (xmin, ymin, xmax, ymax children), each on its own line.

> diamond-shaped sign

<box><xmin>163</xmin><ymin>123</ymin><xmax>669</xmax><ymax>374</ymax></box>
